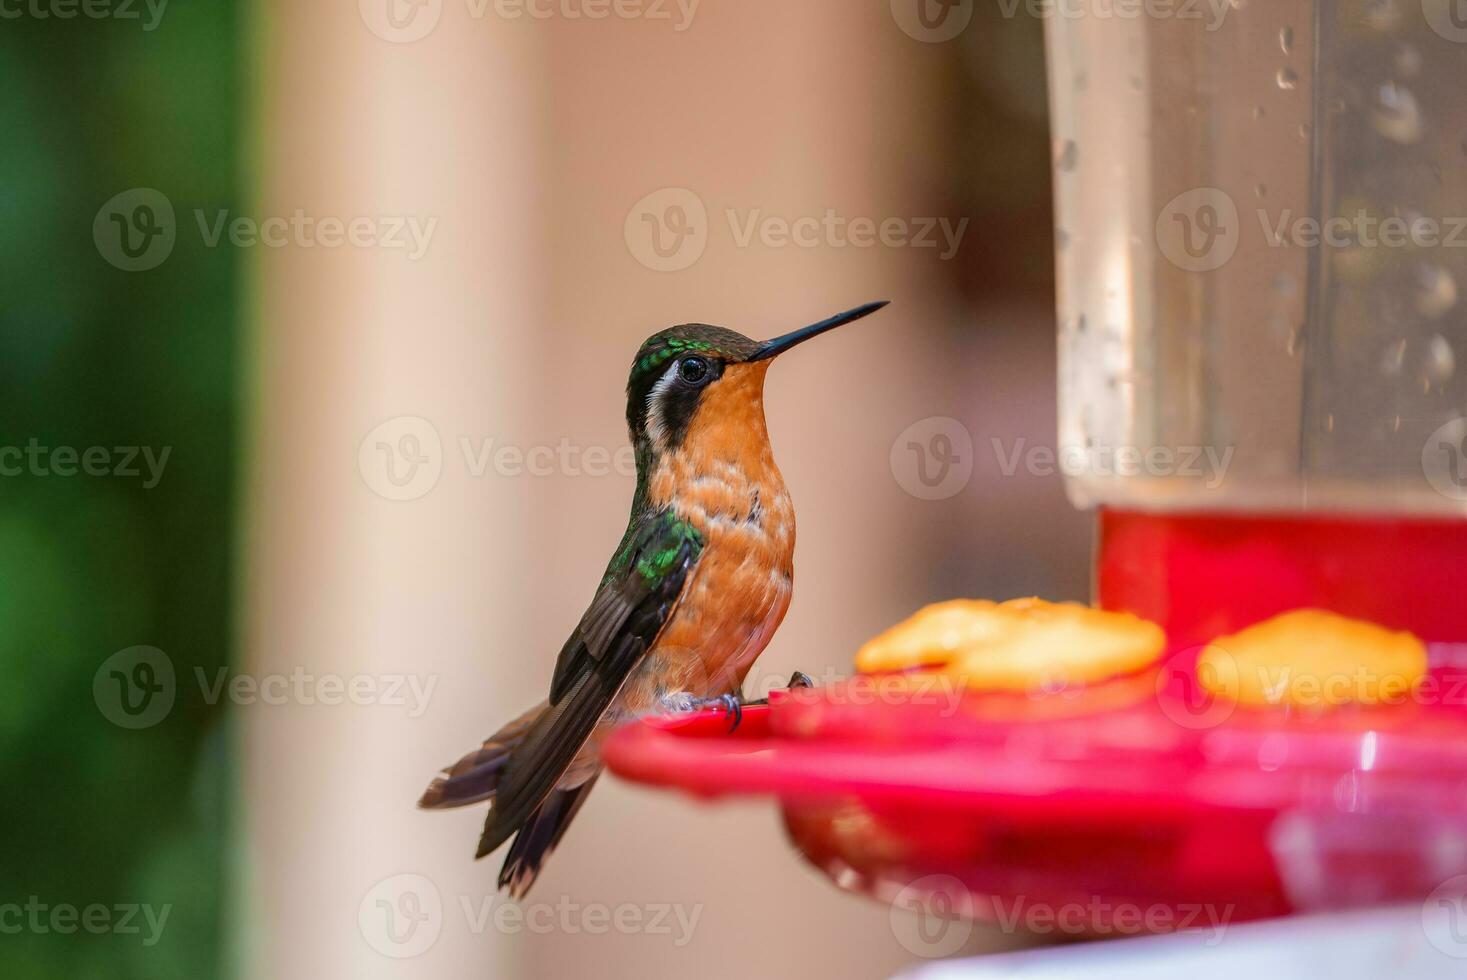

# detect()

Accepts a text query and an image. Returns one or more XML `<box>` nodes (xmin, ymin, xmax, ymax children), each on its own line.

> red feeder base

<box><xmin>605</xmin><ymin>668</ymin><xmax>1467</xmax><ymax>932</ymax></box>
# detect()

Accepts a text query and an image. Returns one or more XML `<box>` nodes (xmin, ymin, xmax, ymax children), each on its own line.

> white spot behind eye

<box><xmin>645</xmin><ymin>359</ymin><xmax>683</xmax><ymax>450</ymax></box>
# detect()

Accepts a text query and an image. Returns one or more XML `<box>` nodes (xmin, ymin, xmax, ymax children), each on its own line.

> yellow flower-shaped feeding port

<box><xmin>855</xmin><ymin>597</ymin><xmax>1166</xmax><ymax>693</ymax></box>
<box><xmin>1197</xmin><ymin>609</ymin><xmax>1427</xmax><ymax>709</ymax></box>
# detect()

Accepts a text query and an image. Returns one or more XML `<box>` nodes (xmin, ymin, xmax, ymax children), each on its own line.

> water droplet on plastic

<box><xmin>1252</xmin><ymin>105</ymin><xmax>1266</xmax><ymax>120</ymax></box>
<box><xmin>1395</xmin><ymin>44</ymin><xmax>1422</xmax><ymax>77</ymax></box>
<box><xmin>1056</xmin><ymin>227</ymin><xmax>1070</xmax><ymax>250</ymax></box>
<box><xmin>1268</xmin><ymin>311</ymin><xmax>1290</xmax><ymax>343</ymax></box>
<box><xmin>1279</xmin><ymin>26</ymin><xmax>1294</xmax><ymax>55</ymax></box>
<box><xmin>1414</xmin><ymin>264</ymin><xmax>1457</xmax><ymax>318</ymax></box>
<box><xmin>1358</xmin><ymin>0</ymin><xmax>1401</xmax><ymax>31</ymax></box>
<box><xmin>1277</xmin><ymin>68</ymin><xmax>1299</xmax><ymax>90</ymax></box>
<box><xmin>1372</xmin><ymin>82</ymin><xmax>1422</xmax><ymax>144</ymax></box>
<box><xmin>1254</xmin><ymin>183</ymin><xmax>1268</xmax><ymax>199</ymax></box>
<box><xmin>1381</xmin><ymin>339</ymin><xmax>1407</xmax><ymax>376</ymax></box>
<box><xmin>1381</xmin><ymin>335</ymin><xmax>1456</xmax><ymax>385</ymax></box>
<box><xmin>1425</xmin><ymin>335</ymin><xmax>1456</xmax><ymax>383</ymax></box>
<box><xmin>1055</xmin><ymin>140</ymin><xmax>1079</xmax><ymax>173</ymax></box>
<box><xmin>1298</xmin><ymin>123</ymin><xmax>1312</xmax><ymax>140</ymax></box>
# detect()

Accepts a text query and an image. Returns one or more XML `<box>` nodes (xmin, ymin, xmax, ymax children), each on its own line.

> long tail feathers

<box><xmin>417</xmin><ymin>702</ymin><xmax>546</xmax><ymax>810</ymax></box>
<box><xmin>497</xmin><ymin>774</ymin><xmax>600</xmax><ymax>899</ymax></box>
<box><xmin>419</xmin><ymin>700</ymin><xmax>599</xmax><ymax>898</ymax></box>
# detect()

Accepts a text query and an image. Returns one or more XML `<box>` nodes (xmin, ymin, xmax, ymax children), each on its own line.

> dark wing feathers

<box><xmin>550</xmin><ymin>510</ymin><xmax>703</xmax><ymax>704</ymax></box>
<box><xmin>549</xmin><ymin>580</ymin><xmax>637</xmax><ymax>704</ymax></box>
<box><xmin>477</xmin><ymin>511</ymin><xmax>702</xmax><ymax>860</ymax></box>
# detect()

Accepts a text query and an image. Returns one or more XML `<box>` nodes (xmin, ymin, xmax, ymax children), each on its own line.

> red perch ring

<box><xmin>603</xmin><ymin>659</ymin><xmax>1467</xmax><ymax>934</ymax></box>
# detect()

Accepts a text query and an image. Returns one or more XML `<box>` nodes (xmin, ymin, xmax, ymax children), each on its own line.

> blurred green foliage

<box><xmin>0</xmin><ymin>4</ymin><xmax>241</xmax><ymax>977</ymax></box>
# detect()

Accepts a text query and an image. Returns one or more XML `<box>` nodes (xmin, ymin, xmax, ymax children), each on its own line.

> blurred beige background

<box><xmin>242</xmin><ymin>1</ymin><xmax>1085</xmax><ymax>977</ymax></box>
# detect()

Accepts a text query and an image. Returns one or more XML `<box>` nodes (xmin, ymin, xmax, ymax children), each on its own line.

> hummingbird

<box><xmin>418</xmin><ymin>300</ymin><xmax>889</xmax><ymax>897</ymax></box>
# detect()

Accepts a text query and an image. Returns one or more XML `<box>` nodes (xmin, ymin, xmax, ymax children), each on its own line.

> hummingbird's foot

<box><xmin>655</xmin><ymin>691</ymin><xmax>699</xmax><ymax>714</ymax></box>
<box><xmin>678</xmin><ymin>674</ymin><xmax>815</xmax><ymax>732</ymax></box>
<box><xmin>706</xmin><ymin>693</ymin><xmax>743</xmax><ymax>733</ymax></box>
<box><xmin>660</xmin><ymin>692</ymin><xmax>745</xmax><ymax>731</ymax></box>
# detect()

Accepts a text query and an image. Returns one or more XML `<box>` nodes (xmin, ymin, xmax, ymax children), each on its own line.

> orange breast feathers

<box><xmin>646</xmin><ymin>361</ymin><xmax>796</xmax><ymax>692</ymax></box>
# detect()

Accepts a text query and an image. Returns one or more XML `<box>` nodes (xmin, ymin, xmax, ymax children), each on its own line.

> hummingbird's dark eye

<box><xmin>678</xmin><ymin>356</ymin><xmax>711</xmax><ymax>386</ymax></box>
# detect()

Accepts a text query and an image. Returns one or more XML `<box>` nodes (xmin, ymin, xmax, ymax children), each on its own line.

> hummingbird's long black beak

<box><xmin>746</xmin><ymin>300</ymin><xmax>889</xmax><ymax>362</ymax></box>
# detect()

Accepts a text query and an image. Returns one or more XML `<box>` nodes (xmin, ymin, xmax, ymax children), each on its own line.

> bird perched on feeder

<box><xmin>418</xmin><ymin>300</ymin><xmax>890</xmax><ymax>897</ymax></box>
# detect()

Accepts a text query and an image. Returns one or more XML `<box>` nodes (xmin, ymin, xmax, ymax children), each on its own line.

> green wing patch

<box><xmin>480</xmin><ymin>509</ymin><xmax>703</xmax><ymax>860</ymax></box>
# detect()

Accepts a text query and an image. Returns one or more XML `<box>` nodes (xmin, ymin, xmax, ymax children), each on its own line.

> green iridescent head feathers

<box><xmin>627</xmin><ymin>325</ymin><xmax>761</xmax><ymax>392</ymax></box>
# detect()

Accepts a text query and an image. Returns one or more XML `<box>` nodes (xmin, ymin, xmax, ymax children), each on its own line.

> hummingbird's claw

<box><xmin>706</xmin><ymin>693</ymin><xmax>743</xmax><ymax>733</ymax></box>
<box><xmin>692</xmin><ymin>674</ymin><xmax>813</xmax><ymax>731</ymax></box>
<box><xmin>663</xmin><ymin>691</ymin><xmax>744</xmax><ymax>730</ymax></box>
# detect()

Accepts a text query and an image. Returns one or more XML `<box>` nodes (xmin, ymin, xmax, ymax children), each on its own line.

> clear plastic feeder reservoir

<box><xmin>1044</xmin><ymin>2</ymin><xmax>1467</xmax><ymax>645</ymax></box>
